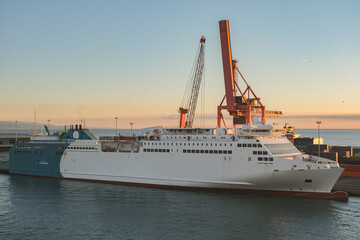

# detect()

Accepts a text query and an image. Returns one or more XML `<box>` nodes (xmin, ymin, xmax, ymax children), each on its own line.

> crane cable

<box><xmin>180</xmin><ymin>40</ymin><xmax>203</xmax><ymax>109</ymax></box>
<box><xmin>201</xmin><ymin>52</ymin><xmax>206</xmax><ymax>128</ymax></box>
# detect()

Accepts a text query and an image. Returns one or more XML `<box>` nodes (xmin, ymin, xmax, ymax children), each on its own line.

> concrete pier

<box><xmin>333</xmin><ymin>177</ymin><xmax>360</xmax><ymax>196</ymax></box>
<box><xmin>0</xmin><ymin>161</ymin><xmax>9</xmax><ymax>174</ymax></box>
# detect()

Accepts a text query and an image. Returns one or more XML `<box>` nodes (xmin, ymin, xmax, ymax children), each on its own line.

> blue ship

<box><xmin>9</xmin><ymin>125</ymin><xmax>96</xmax><ymax>178</ymax></box>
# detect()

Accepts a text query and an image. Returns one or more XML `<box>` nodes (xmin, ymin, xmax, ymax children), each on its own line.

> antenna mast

<box><xmin>34</xmin><ymin>110</ymin><xmax>36</xmax><ymax>135</ymax></box>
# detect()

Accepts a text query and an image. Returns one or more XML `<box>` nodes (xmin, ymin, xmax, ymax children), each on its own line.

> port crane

<box><xmin>217</xmin><ymin>20</ymin><xmax>282</xmax><ymax>127</ymax></box>
<box><xmin>179</xmin><ymin>36</ymin><xmax>206</xmax><ymax>128</ymax></box>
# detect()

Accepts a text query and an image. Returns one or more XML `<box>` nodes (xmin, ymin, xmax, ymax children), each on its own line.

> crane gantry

<box><xmin>217</xmin><ymin>20</ymin><xmax>282</xmax><ymax>127</ymax></box>
<box><xmin>178</xmin><ymin>36</ymin><xmax>206</xmax><ymax>128</ymax></box>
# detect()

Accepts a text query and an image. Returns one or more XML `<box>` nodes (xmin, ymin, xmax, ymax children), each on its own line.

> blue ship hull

<box><xmin>9</xmin><ymin>141</ymin><xmax>70</xmax><ymax>178</ymax></box>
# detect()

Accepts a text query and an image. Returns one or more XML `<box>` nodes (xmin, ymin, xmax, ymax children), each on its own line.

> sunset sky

<box><xmin>1</xmin><ymin>0</ymin><xmax>359</xmax><ymax>129</ymax></box>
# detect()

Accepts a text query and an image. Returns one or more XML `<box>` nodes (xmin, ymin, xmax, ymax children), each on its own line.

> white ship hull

<box><xmin>11</xmin><ymin>125</ymin><xmax>347</xmax><ymax>201</ymax></box>
<box><xmin>60</xmin><ymin>133</ymin><xmax>344</xmax><ymax>195</ymax></box>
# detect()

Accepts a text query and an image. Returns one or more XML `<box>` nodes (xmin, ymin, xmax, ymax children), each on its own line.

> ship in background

<box><xmin>9</xmin><ymin>20</ymin><xmax>348</xmax><ymax>201</ymax></box>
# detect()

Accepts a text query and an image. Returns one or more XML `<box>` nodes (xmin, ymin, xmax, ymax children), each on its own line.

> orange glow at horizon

<box><xmin>2</xmin><ymin>113</ymin><xmax>359</xmax><ymax>130</ymax></box>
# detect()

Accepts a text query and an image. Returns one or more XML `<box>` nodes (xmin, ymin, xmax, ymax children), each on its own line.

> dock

<box><xmin>0</xmin><ymin>133</ymin><xmax>30</xmax><ymax>152</ymax></box>
<box><xmin>0</xmin><ymin>160</ymin><xmax>9</xmax><ymax>174</ymax></box>
<box><xmin>333</xmin><ymin>177</ymin><xmax>360</xmax><ymax>196</ymax></box>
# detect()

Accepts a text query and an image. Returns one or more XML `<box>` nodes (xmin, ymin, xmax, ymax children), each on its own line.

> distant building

<box><xmin>294</xmin><ymin>137</ymin><xmax>315</xmax><ymax>152</ymax></box>
<box><xmin>293</xmin><ymin>138</ymin><xmax>359</xmax><ymax>163</ymax></box>
<box><xmin>331</xmin><ymin>146</ymin><xmax>353</xmax><ymax>157</ymax></box>
<box><xmin>0</xmin><ymin>133</ymin><xmax>30</xmax><ymax>152</ymax></box>
<box><xmin>354</xmin><ymin>147</ymin><xmax>360</xmax><ymax>157</ymax></box>
<box><xmin>314</xmin><ymin>151</ymin><xmax>338</xmax><ymax>161</ymax></box>
<box><xmin>307</xmin><ymin>144</ymin><xmax>330</xmax><ymax>156</ymax></box>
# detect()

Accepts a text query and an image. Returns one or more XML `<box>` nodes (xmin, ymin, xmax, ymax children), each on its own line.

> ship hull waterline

<box><xmin>9</xmin><ymin>172</ymin><xmax>348</xmax><ymax>201</ymax></box>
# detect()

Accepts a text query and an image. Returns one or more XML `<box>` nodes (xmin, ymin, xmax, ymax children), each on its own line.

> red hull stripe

<box><xmin>11</xmin><ymin>173</ymin><xmax>349</xmax><ymax>201</ymax></box>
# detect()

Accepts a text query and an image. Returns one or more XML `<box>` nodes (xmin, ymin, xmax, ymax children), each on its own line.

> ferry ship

<box><xmin>8</xmin><ymin>20</ymin><xmax>348</xmax><ymax>200</ymax></box>
<box><xmin>9</xmin><ymin>124</ymin><xmax>347</xmax><ymax>200</ymax></box>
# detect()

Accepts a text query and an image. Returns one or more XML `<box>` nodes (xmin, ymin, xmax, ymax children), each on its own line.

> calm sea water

<box><xmin>295</xmin><ymin>129</ymin><xmax>360</xmax><ymax>147</ymax></box>
<box><xmin>0</xmin><ymin>174</ymin><xmax>359</xmax><ymax>240</ymax></box>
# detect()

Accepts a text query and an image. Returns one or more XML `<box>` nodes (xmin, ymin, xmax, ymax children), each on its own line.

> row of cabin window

<box><xmin>0</xmin><ymin>140</ymin><xmax>16</xmax><ymax>144</ymax></box>
<box><xmin>143</xmin><ymin>149</ymin><xmax>170</xmax><ymax>153</ymax></box>
<box><xmin>48</xmin><ymin>146</ymin><xmax>67</xmax><ymax>150</ymax></box>
<box><xmin>13</xmin><ymin>150</ymin><xmax>64</xmax><ymax>154</ymax></box>
<box><xmin>144</xmin><ymin>142</ymin><xmax>233</xmax><ymax>147</ymax></box>
<box><xmin>253</xmin><ymin>151</ymin><xmax>268</xmax><ymax>155</ymax></box>
<box><xmin>13</xmin><ymin>150</ymin><xmax>33</xmax><ymax>153</ymax></box>
<box><xmin>165</xmin><ymin>136</ymin><xmax>226</xmax><ymax>139</ymax></box>
<box><xmin>15</xmin><ymin>146</ymin><xmax>46</xmax><ymax>149</ymax></box>
<box><xmin>68</xmin><ymin>147</ymin><xmax>98</xmax><ymax>150</ymax></box>
<box><xmin>183</xmin><ymin>149</ymin><xmax>232</xmax><ymax>154</ymax></box>
<box><xmin>237</xmin><ymin>143</ymin><xmax>262</xmax><ymax>148</ymax></box>
<box><xmin>258</xmin><ymin>157</ymin><xmax>273</xmax><ymax>161</ymax></box>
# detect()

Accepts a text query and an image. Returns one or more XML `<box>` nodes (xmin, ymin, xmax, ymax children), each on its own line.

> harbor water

<box><xmin>295</xmin><ymin>129</ymin><xmax>360</xmax><ymax>147</ymax></box>
<box><xmin>0</xmin><ymin>174</ymin><xmax>359</xmax><ymax>240</ymax></box>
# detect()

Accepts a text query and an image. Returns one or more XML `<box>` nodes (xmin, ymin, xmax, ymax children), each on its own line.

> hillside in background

<box><xmin>0</xmin><ymin>121</ymin><xmax>56</xmax><ymax>130</ymax></box>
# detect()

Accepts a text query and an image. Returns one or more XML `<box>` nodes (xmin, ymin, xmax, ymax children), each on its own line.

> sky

<box><xmin>0</xmin><ymin>0</ymin><xmax>359</xmax><ymax>129</ymax></box>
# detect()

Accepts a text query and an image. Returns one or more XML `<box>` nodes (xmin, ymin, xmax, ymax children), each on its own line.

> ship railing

<box><xmin>238</xmin><ymin>129</ymin><xmax>285</xmax><ymax>137</ymax></box>
<box><xmin>18</xmin><ymin>140</ymin><xmax>74</xmax><ymax>145</ymax></box>
<box><xmin>304</xmin><ymin>155</ymin><xmax>339</xmax><ymax>166</ymax></box>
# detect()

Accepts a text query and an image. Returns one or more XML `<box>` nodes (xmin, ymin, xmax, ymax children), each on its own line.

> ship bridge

<box><xmin>162</xmin><ymin>128</ymin><xmax>215</xmax><ymax>135</ymax></box>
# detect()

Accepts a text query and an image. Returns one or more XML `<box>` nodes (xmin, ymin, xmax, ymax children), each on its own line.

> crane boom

<box><xmin>217</xmin><ymin>20</ymin><xmax>282</xmax><ymax>127</ymax></box>
<box><xmin>179</xmin><ymin>36</ymin><xmax>206</xmax><ymax>128</ymax></box>
<box><xmin>219</xmin><ymin>20</ymin><xmax>236</xmax><ymax>112</ymax></box>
